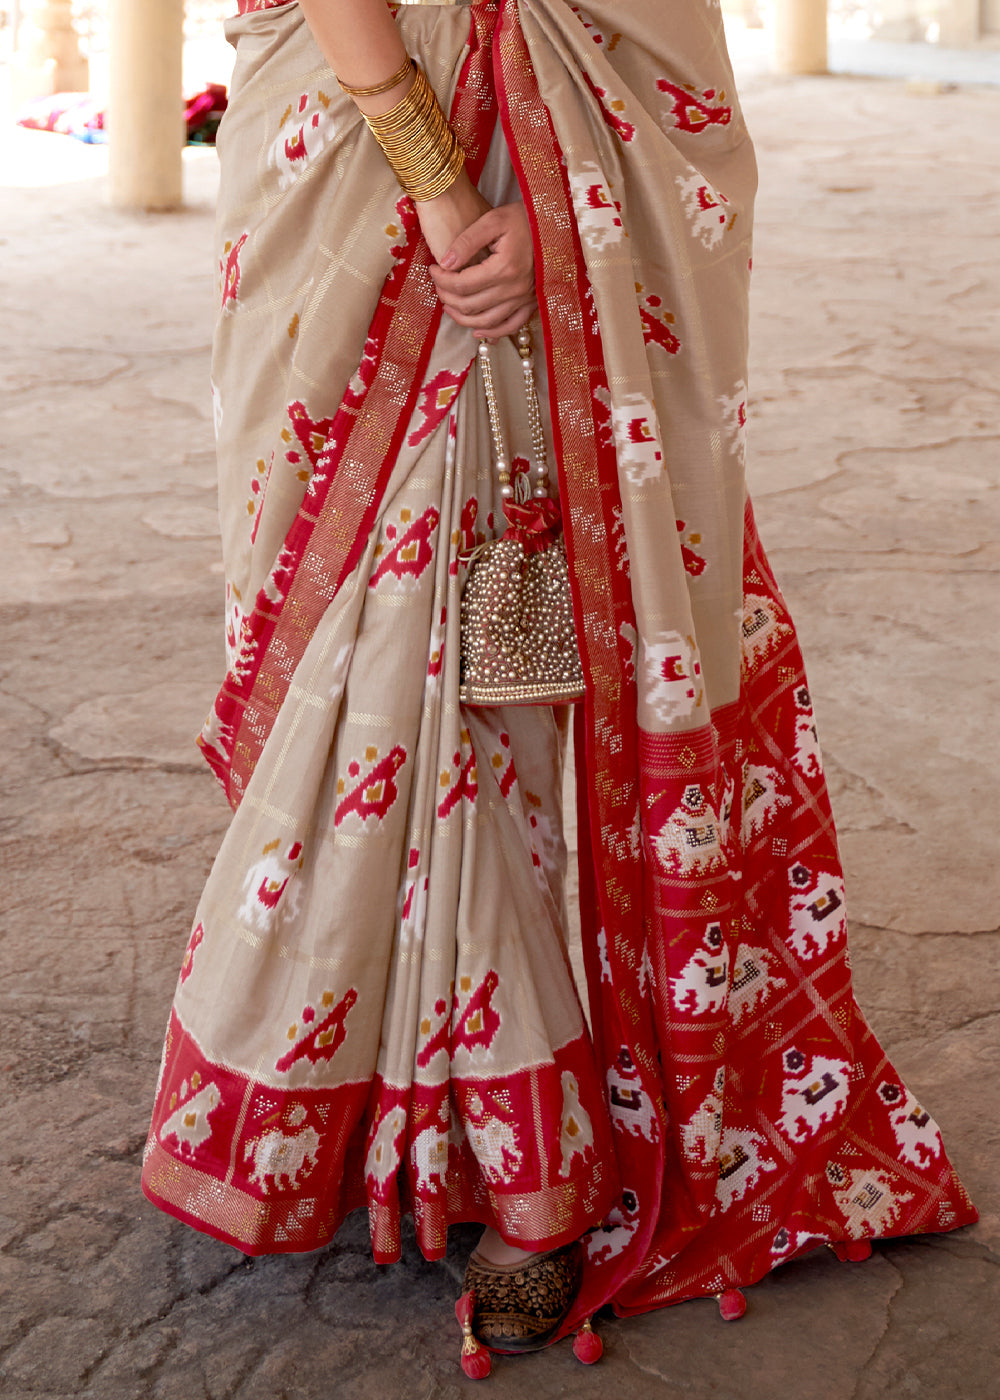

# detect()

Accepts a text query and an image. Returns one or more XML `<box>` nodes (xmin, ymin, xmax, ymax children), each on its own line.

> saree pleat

<box><xmin>143</xmin><ymin>0</ymin><xmax>975</xmax><ymax>1326</ymax></box>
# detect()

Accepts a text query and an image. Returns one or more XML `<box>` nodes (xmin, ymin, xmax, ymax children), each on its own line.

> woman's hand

<box><xmin>296</xmin><ymin>1</ymin><xmax>537</xmax><ymax>337</ymax></box>
<box><xmin>414</xmin><ymin>171</ymin><xmax>491</xmax><ymax>267</ymax></box>
<box><xmin>429</xmin><ymin>201</ymin><xmax>537</xmax><ymax>341</ymax></box>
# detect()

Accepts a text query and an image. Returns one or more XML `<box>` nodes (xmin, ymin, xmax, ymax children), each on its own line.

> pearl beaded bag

<box><xmin>458</xmin><ymin>327</ymin><xmax>585</xmax><ymax>706</ymax></box>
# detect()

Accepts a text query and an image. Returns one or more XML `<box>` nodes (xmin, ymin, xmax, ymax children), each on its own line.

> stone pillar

<box><xmin>773</xmin><ymin>0</ymin><xmax>828</xmax><ymax>75</ymax></box>
<box><xmin>108</xmin><ymin>0</ymin><xmax>185</xmax><ymax>211</ymax></box>
<box><xmin>937</xmin><ymin>0</ymin><xmax>982</xmax><ymax>46</ymax></box>
<box><xmin>9</xmin><ymin>0</ymin><xmax>89</xmax><ymax>108</ymax></box>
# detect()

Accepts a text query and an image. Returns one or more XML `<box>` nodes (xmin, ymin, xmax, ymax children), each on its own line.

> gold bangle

<box><xmin>337</xmin><ymin>55</ymin><xmax>414</xmax><ymax>98</ymax></box>
<box><xmin>363</xmin><ymin>64</ymin><xmax>466</xmax><ymax>202</ymax></box>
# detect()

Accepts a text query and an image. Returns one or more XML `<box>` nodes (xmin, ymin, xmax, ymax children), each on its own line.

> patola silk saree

<box><xmin>142</xmin><ymin>0</ymin><xmax>976</xmax><ymax>1336</ymax></box>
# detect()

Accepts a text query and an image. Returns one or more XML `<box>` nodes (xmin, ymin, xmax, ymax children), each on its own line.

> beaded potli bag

<box><xmin>459</xmin><ymin>327</ymin><xmax>585</xmax><ymax>706</ymax></box>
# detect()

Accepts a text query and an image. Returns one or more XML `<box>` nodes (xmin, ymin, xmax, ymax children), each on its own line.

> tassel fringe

<box><xmin>456</xmin><ymin>1291</ymin><xmax>492</xmax><ymax>1380</ymax></box>
<box><xmin>573</xmin><ymin>1318</ymin><xmax>603</xmax><ymax>1364</ymax></box>
<box><xmin>717</xmin><ymin>1288</ymin><xmax>747</xmax><ymax>1321</ymax></box>
<box><xmin>831</xmin><ymin>1240</ymin><xmax>873</xmax><ymax>1263</ymax></box>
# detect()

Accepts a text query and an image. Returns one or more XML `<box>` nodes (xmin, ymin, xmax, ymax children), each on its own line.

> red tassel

<box><xmin>831</xmin><ymin>1240</ymin><xmax>873</xmax><ymax>1263</ymax></box>
<box><xmin>717</xmin><ymin>1288</ymin><xmax>747</xmax><ymax>1321</ymax></box>
<box><xmin>502</xmin><ymin>496</ymin><xmax>563</xmax><ymax>551</ymax></box>
<box><xmin>573</xmin><ymin>1318</ymin><xmax>603</xmax><ymax>1364</ymax></box>
<box><xmin>456</xmin><ymin>1292</ymin><xmax>491</xmax><ymax>1380</ymax></box>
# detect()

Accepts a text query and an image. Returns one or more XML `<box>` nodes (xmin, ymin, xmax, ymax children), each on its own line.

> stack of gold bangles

<box><xmin>339</xmin><ymin>58</ymin><xmax>466</xmax><ymax>202</ymax></box>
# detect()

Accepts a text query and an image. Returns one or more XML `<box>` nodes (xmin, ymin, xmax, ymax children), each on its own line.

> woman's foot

<box><xmin>462</xmin><ymin>1237</ymin><xmax>582</xmax><ymax>1354</ymax></box>
<box><xmin>475</xmin><ymin>1226</ymin><xmax>538</xmax><ymax>1267</ymax></box>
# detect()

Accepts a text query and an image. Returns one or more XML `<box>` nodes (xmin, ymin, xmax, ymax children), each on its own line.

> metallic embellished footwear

<box><xmin>462</xmin><ymin>1240</ymin><xmax>583</xmax><ymax>1354</ymax></box>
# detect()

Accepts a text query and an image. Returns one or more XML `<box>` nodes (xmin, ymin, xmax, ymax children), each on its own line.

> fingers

<box><xmin>431</xmin><ymin>202</ymin><xmax>537</xmax><ymax>336</ymax></box>
<box><xmin>430</xmin><ymin>258</ymin><xmax>505</xmax><ymax>298</ymax></box>
<box><xmin>430</xmin><ymin>249</ymin><xmax>533</xmax><ymax>315</ymax></box>
<box><xmin>473</xmin><ymin>302</ymin><xmax>538</xmax><ymax>342</ymax></box>
<box><xmin>442</xmin><ymin>294</ymin><xmax>525</xmax><ymax>331</ymax></box>
<box><xmin>438</xmin><ymin>206</ymin><xmax>510</xmax><ymax>271</ymax></box>
<box><xmin>430</xmin><ymin>240</ymin><xmax>533</xmax><ymax>299</ymax></box>
<box><xmin>442</xmin><ymin>295</ymin><xmax>538</xmax><ymax>337</ymax></box>
<box><xmin>432</xmin><ymin>268</ymin><xmax>535</xmax><ymax>319</ymax></box>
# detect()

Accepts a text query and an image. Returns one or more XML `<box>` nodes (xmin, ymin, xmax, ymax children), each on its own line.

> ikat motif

<box><xmin>143</xmin><ymin>0</ymin><xmax>976</xmax><ymax>1342</ymax></box>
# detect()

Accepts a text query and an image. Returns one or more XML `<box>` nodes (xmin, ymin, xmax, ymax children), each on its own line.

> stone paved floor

<box><xmin>1</xmin><ymin>71</ymin><xmax>998</xmax><ymax>1400</ymax></box>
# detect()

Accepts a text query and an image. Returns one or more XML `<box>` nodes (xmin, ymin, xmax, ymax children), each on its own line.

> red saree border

<box><xmin>201</xmin><ymin>6</ymin><xmax>500</xmax><ymax>808</ymax></box>
<box><xmin>494</xmin><ymin>1</ymin><xmax>976</xmax><ymax>1329</ymax></box>
<box><xmin>142</xmin><ymin>1010</ymin><xmax>619</xmax><ymax>1262</ymax></box>
<box><xmin>493</xmin><ymin>1</ymin><xmax>665</xmax><ymax>1332</ymax></box>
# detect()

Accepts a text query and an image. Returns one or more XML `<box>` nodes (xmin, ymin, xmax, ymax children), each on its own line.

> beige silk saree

<box><xmin>143</xmin><ymin>0</ymin><xmax>976</xmax><ymax>1335</ymax></box>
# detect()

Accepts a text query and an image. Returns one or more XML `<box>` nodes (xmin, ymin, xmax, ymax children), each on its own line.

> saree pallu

<box><xmin>142</xmin><ymin>0</ymin><xmax>976</xmax><ymax>1333</ymax></box>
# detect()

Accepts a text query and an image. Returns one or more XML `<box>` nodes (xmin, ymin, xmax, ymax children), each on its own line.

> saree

<box><xmin>142</xmin><ymin>0</ymin><xmax>977</xmax><ymax>1334</ymax></box>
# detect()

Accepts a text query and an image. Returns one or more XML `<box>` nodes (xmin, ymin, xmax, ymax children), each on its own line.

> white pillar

<box><xmin>9</xmin><ymin>0</ymin><xmax>89</xmax><ymax>108</ymax></box>
<box><xmin>937</xmin><ymin>0</ymin><xmax>982</xmax><ymax>46</ymax></box>
<box><xmin>773</xmin><ymin>0</ymin><xmax>828</xmax><ymax>75</ymax></box>
<box><xmin>108</xmin><ymin>0</ymin><xmax>185</xmax><ymax>212</ymax></box>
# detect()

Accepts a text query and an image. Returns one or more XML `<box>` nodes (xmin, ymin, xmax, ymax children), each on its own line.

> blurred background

<box><xmin>1</xmin><ymin>0</ymin><xmax>997</xmax><ymax>108</ymax></box>
<box><xmin>1</xmin><ymin>0</ymin><xmax>996</xmax><ymax>209</ymax></box>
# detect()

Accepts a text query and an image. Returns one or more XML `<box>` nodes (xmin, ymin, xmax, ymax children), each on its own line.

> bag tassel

<box><xmin>830</xmin><ymin>1239</ymin><xmax>873</xmax><ymax>1263</ymax></box>
<box><xmin>456</xmin><ymin>1292</ymin><xmax>491</xmax><ymax>1380</ymax></box>
<box><xmin>572</xmin><ymin>1317</ymin><xmax>603</xmax><ymax>1364</ymax></box>
<box><xmin>717</xmin><ymin>1288</ymin><xmax>747</xmax><ymax>1321</ymax></box>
